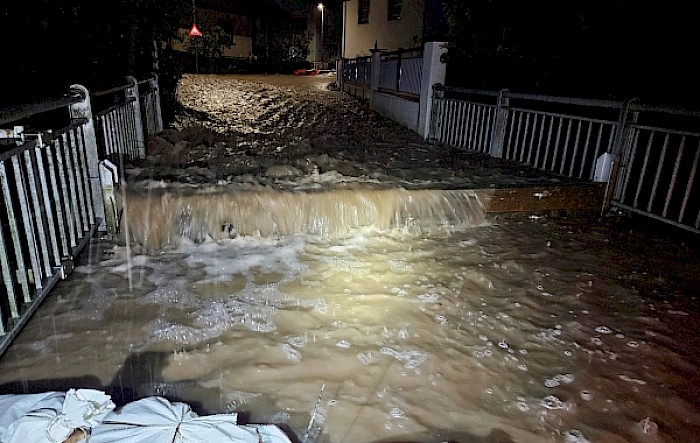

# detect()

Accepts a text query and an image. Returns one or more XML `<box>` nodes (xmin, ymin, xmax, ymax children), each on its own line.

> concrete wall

<box><xmin>342</xmin><ymin>0</ymin><xmax>425</xmax><ymax>58</ymax></box>
<box><xmin>372</xmin><ymin>93</ymin><xmax>420</xmax><ymax>132</ymax></box>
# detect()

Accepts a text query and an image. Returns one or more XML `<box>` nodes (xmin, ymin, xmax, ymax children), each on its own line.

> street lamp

<box><xmin>317</xmin><ymin>2</ymin><xmax>324</xmax><ymax>66</ymax></box>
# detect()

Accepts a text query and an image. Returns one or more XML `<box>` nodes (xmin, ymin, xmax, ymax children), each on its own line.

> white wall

<box><xmin>343</xmin><ymin>0</ymin><xmax>425</xmax><ymax>58</ymax></box>
<box><xmin>372</xmin><ymin>93</ymin><xmax>420</xmax><ymax>132</ymax></box>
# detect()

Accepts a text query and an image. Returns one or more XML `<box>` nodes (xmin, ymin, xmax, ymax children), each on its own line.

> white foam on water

<box><xmin>1</xmin><ymin>221</ymin><xmax>699</xmax><ymax>443</ymax></box>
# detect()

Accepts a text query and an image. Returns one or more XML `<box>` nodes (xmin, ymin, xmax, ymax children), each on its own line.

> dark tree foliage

<box><xmin>1</xmin><ymin>0</ymin><xmax>189</xmax><ymax>125</ymax></box>
<box><xmin>441</xmin><ymin>1</ymin><xmax>698</xmax><ymax>106</ymax></box>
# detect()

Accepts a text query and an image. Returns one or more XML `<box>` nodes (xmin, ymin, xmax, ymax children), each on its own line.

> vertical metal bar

<box><xmin>648</xmin><ymin>133</ymin><xmax>670</xmax><ymax>212</ymax></box>
<box><xmin>476</xmin><ymin>105</ymin><xmax>485</xmax><ymax>152</ymax></box>
<box><xmin>0</xmin><ymin>209</ymin><xmax>17</xmax><ymax>325</ymax></box>
<box><xmin>59</xmin><ymin>134</ymin><xmax>78</xmax><ymax>248</ymax></box>
<box><xmin>11</xmin><ymin>156</ymin><xmax>42</xmax><ymax>294</ymax></box>
<box><xmin>116</xmin><ymin>107</ymin><xmax>125</xmax><ymax>157</ymax></box>
<box><xmin>0</xmin><ymin>161</ymin><xmax>22</xmax><ymax>318</ymax></box>
<box><xmin>527</xmin><ymin>113</ymin><xmax>539</xmax><ymax>165</ymax></box>
<box><xmin>457</xmin><ymin>101</ymin><xmax>467</xmax><ymax>149</ymax></box>
<box><xmin>440</xmin><ymin>99</ymin><xmax>448</xmax><ymax>143</ymax></box>
<box><xmin>108</xmin><ymin>112</ymin><xmax>118</xmax><ymax>156</ymax></box>
<box><xmin>619</xmin><ymin>127</ymin><xmax>641</xmax><ymax>202</ymax></box>
<box><xmin>71</xmin><ymin>127</ymin><xmax>90</xmax><ymax>230</ymax></box>
<box><xmin>34</xmin><ymin>146</ymin><xmax>61</xmax><ymax>267</ymax></box>
<box><xmin>102</xmin><ymin>114</ymin><xmax>110</xmax><ymax>156</ymax></box>
<box><xmin>533</xmin><ymin>114</ymin><xmax>546</xmax><ymax>167</ymax></box>
<box><xmin>559</xmin><ymin>118</ymin><xmax>574</xmax><ymax>175</ymax></box>
<box><xmin>437</xmin><ymin>99</ymin><xmax>446</xmax><ymax>143</ymax></box>
<box><xmin>485</xmin><ymin>107</ymin><xmax>494</xmax><ymax>152</ymax></box>
<box><xmin>467</xmin><ymin>103</ymin><xmax>476</xmax><ymax>150</ymax></box>
<box><xmin>538</xmin><ymin>115</ymin><xmax>554</xmax><ymax>169</ymax></box>
<box><xmin>474</xmin><ymin>105</ymin><xmax>484</xmax><ymax>152</ymax></box>
<box><xmin>548</xmin><ymin>117</ymin><xmax>564</xmax><ymax>171</ymax></box>
<box><xmin>633</xmin><ymin>131</ymin><xmax>655</xmax><ymax>208</ymax></box>
<box><xmin>460</xmin><ymin>101</ymin><xmax>469</xmax><ymax>149</ymax></box>
<box><xmin>566</xmin><ymin>120</ymin><xmax>582</xmax><ymax>177</ymax></box>
<box><xmin>47</xmin><ymin>141</ymin><xmax>69</xmax><ymax>256</ymax></box>
<box><xmin>520</xmin><ymin>113</ymin><xmax>531</xmax><ymax>163</ymax></box>
<box><xmin>463</xmin><ymin>103</ymin><xmax>472</xmax><ymax>150</ymax></box>
<box><xmin>129</xmin><ymin>102</ymin><xmax>139</xmax><ymax>157</ymax></box>
<box><xmin>444</xmin><ymin>100</ymin><xmax>453</xmax><ymax>146</ymax></box>
<box><xmin>23</xmin><ymin>149</ymin><xmax>51</xmax><ymax>278</ymax></box>
<box><xmin>505</xmin><ymin>110</ymin><xmax>518</xmax><ymax>160</ymax></box>
<box><xmin>447</xmin><ymin>100</ymin><xmax>457</xmax><ymax>147</ymax></box>
<box><xmin>77</xmin><ymin>125</ymin><xmax>96</xmax><ymax>225</ymax></box>
<box><xmin>63</xmin><ymin>132</ymin><xmax>84</xmax><ymax>236</ymax></box>
<box><xmin>678</xmin><ymin>139</ymin><xmax>699</xmax><ymax>223</ymax></box>
<box><xmin>126</xmin><ymin>105</ymin><xmax>135</xmax><ymax>158</ymax></box>
<box><xmin>578</xmin><ymin>122</ymin><xmax>595</xmax><ymax>179</ymax></box>
<box><xmin>663</xmin><ymin>136</ymin><xmax>685</xmax><ymax>218</ymax></box>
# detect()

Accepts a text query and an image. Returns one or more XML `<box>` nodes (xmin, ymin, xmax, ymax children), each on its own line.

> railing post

<box><xmin>428</xmin><ymin>83</ymin><xmax>445</xmax><ymax>140</ymax></box>
<box><xmin>418</xmin><ymin>41</ymin><xmax>447</xmax><ymax>139</ymax></box>
<box><xmin>395</xmin><ymin>49</ymin><xmax>402</xmax><ymax>92</ymax></box>
<box><xmin>126</xmin><ymin>76</ymin><xmax>146</xmax><ymax>159</ymax></box>
<box><xmin>149</xmin><ymin>73</ymin><xmax>164</xmax><ymax>135</ymax></box>
<box><xmin>610</xmin><ymin>98</ymin><xmax>639</xmax><ymax>200</ymax></box>
<box><xmin>369</xmin><ymin>49</ymin><xmax>382</xmax><ymax>108</ymax></box>
<box><xmin>336</xmin><ymin>59</ymin><xmax>344</xmax><ymax>91</ymax></box>
<box><xmin>69</xmin><ymin>84</ymin><xmax>106</xmax><ymax>231</ymax></box>
<box><xmin>489</xmin><ymin>89</ymin><xmax>510</xmax><ymax>158</ymax></box>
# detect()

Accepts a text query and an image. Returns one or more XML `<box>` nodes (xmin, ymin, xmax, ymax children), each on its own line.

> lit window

<box><xmin>387</xmin><ymin>0</ymin><xmax>402</xmax><ymax>20</ymax></box>
<box><xmin>358</xmin><ymin>0</ymin><xmax>370</xmax><ymax>24</ymax></box>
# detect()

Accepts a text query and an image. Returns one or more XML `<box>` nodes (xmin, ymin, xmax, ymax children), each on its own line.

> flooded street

<box><xmin>0</xmin><ymin>74</ymin><xmax>698</xmax><ymax>443</ymax></box>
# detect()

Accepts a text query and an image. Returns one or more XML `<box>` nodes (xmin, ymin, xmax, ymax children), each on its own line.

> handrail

<box><xmin>0</xmin><ymin>77</ymin><xmax>156</xmax><ymax>127</ymax></box>
<box><xmin>0</xmin><ymin>94</ymin><xmax>82</xmax><ymax>126</ymax></box>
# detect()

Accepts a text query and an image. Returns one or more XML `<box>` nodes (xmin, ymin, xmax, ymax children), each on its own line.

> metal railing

<box><xmin>378</xmin><ymin>47</ymin><xmax>422</xmax><ymax>96</ymax></box>
<box><xmin>613</xmin><ymin>104</ymin><xmax>700</xmax><ymax>232</ymax></box>
<box><xmin>342</xmin><ymin>56</ymin><xmax>372</xmax><ymax>86</ymax></box>
<box><xmin>429</xmin><ymin>84</ymin><xmax>700</xmax><ymax>233</ymax></box>
<box><xmin>341</xmin><ymin>56</ymin><xmax>372</xmax><ymax>100</ymax></box>
<box><xmin>0</xmin><ymin>75</ymin><xmax>162</xmax><ymax>355</ymax></box>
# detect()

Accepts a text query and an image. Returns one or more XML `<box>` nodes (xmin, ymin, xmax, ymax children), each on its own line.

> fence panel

<box><xmin>503</xmin><ymin>108</ymin><xmax>617</xmax><ymax>180</ymax></box>
<box><xmin>614</xmin><ymin>114</ymin><xmax>700</xmax><ymax>233</ymax></box>
<box><xmin>0</xmin><ymin>75</ymin><xmax>161</xmax><ymax>355</ymax></box>
<box><xmin>0</xmin><ymin>120</ymin><xmax>97</xmax><ymax>351</ymax></box>
<box><xmin>429</xmin><ymin>87</ymin><xmax>498</xmax><ymax>154</ymax></box>
<box><xmin>378</xmin><ymin>48</ymin><xmax>423</xmax><ymax>96</ymax></box>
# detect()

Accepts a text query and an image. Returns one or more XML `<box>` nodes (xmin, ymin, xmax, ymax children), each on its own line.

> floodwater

<box><xmin>0</xmin><ymin>192</ymin><xmax>698</xmax><ymax>443</ymax></box>
<box><xmin>1</xmin><ymin>74</ymin><xmax>699</xmax><ymax>443</ymax></box>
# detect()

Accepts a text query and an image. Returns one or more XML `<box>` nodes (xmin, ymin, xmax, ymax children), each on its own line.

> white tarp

<box><xmin>91</xmin><ymin>396</ymin><xmax>293</xmax><ymax>443</ymax></box>
<box><xmin>0</xmin><ymin>390</ymin><xmax>293</xmax><ymax>443</ymax></box>
<box><xmin>0</xmin><ymin>389</ymin><xmax>114</xmax><ymax>443</ymax></box>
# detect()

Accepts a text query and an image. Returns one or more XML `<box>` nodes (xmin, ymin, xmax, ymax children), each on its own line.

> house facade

<box><xmin>341</xmin><ymin>0</ymin><xmax>446</xmax><ymax>57</ymax></box>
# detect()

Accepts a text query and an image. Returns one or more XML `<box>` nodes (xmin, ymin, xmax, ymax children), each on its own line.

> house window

<box><xmin>387</xmin><ymin>0</ymin><xmax>402</xmax><ymax>20</ymax></box>
<box><xmin>358</xmin><ymin>0</ymin><xmax>370</xmax><ymax>24</ymax></box>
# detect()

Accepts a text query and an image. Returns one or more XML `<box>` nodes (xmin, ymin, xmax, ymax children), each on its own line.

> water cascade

<box><xmin>120</xmin><ymin>188</ymin><xmax>493</xmax><ymax>252</ymax></box>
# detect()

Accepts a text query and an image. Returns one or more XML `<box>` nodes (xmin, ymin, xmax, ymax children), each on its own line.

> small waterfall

<box><xmin>119</xmin><ymin>188</ymin><xmax>493</xmax><ymax>252</ymax></box>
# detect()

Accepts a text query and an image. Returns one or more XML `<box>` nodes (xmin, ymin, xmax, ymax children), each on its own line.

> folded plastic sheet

<box><xmin>90</xmin><ymin>396</ymin><xmax>293</xmax><ymax>443</ymax></box>
<box><xmin>0</xmin><ymin>389</ymin><xmax>114</xmax><ymax>443</ymax></box>
<box><xmin>0</xmin><ymin>391</ymin><xmax>293</xmax><ymax>443</ymax></box>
